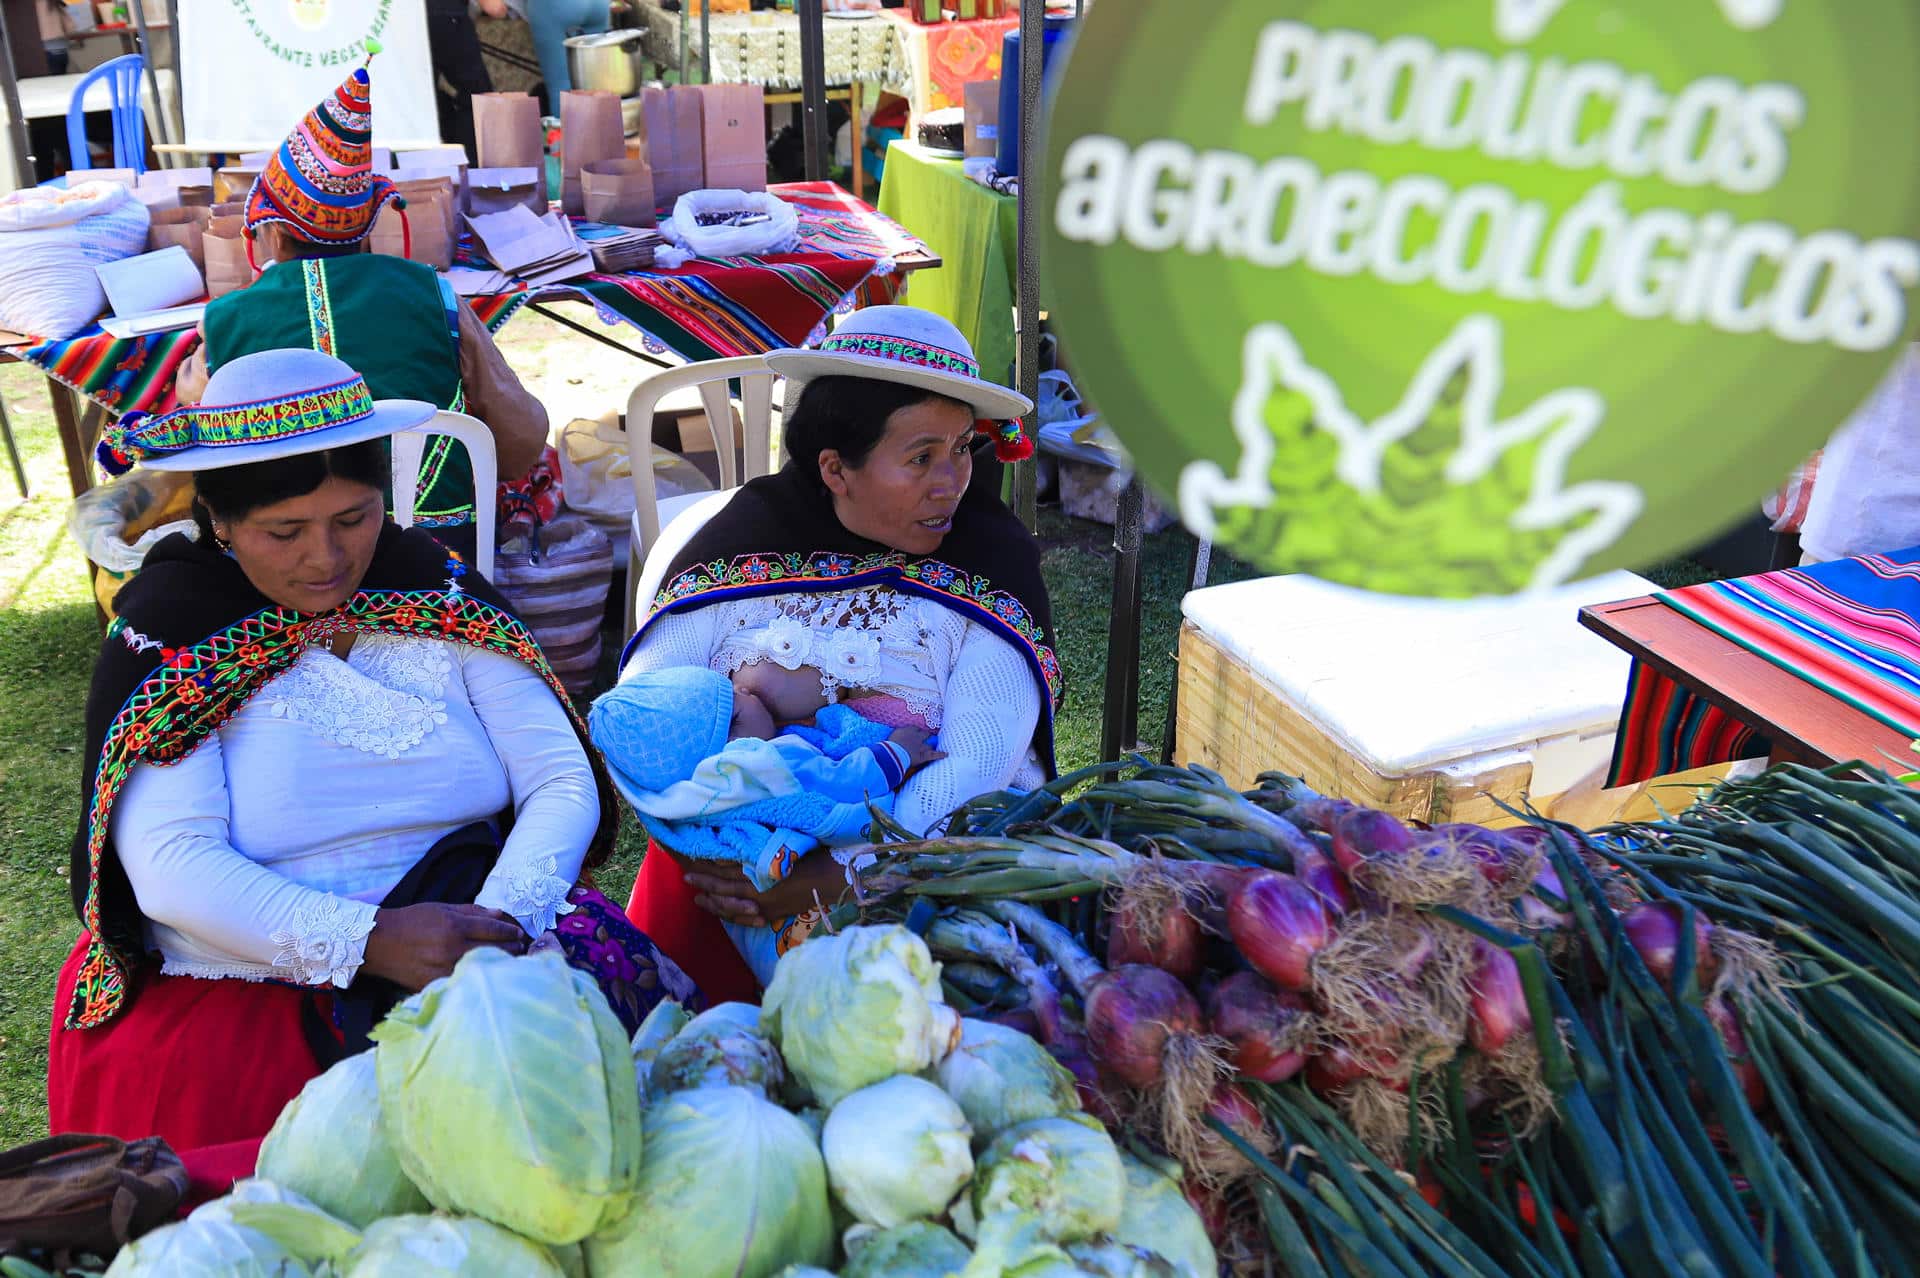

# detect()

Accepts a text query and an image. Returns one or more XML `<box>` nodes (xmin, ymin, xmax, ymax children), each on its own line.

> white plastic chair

<box><xmin>390</xmin><ymin>410</ymin><xmax>497</xmax><ymax>579</ymax></box>
<box><xmin>621</xmin><ymin>356</ymin><xmax>779</xmax><ymax>638</ymax></box>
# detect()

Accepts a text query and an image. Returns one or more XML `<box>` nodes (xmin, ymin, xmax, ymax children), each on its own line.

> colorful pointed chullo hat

<box><xmin>243</xmin><ymin>52</ymin><xmax>402</xmax><ymax>246</ymax></box>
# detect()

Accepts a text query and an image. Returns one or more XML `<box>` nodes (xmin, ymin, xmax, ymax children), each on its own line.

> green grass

<box><xmin>0</xmin><ymin>364</ymin><xmax>99</xmax><ymax>1150</ymax></box>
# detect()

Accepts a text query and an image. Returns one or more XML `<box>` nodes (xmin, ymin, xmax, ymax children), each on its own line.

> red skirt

<box><xmin>47</xmin><ymin>933</ymin><xmax>325</xmax><ymax>1157</ymax></box>
<box><xmin>624</xmin><ymin>841</ymin><xmax>759</xmax><ymax>1006</ymax></box>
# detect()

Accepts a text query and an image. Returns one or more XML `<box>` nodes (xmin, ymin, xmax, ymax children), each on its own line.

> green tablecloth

<box><xmin>877</xmin><ymin>140</ymin><xmax>1018</xmax><ymax>387</ymax></box>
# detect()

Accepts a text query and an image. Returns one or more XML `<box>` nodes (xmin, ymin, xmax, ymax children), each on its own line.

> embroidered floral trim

<box><xmin>756</xmin><ymin>614</ymin><xmax>812</xmax><ymax>669</ymax></box>
<box><xmin>822</xmin><ymin>630</ymin><xmax>882</xmax><ymax>685</ymax></box>
<box><xmin>270</xmin><ymin>894</ymin><xmax>377</xmax><ymax>988</ymax></box>
<box><xmin>646</xmin><ymin>551</ymin><xmax>1062</xmax><ymax>706</ymax></box>
<box><xmin>264</xmin><ymin>636</ymin><xmax>451</xmax><ymax>758</ymax></box>
<box><xmin>482</xmin><ymin>855</ymin><xmax>578</xmax><ymax>936</ymax></box>
<box><xmin>69</xmin><ymin>575</ymin><xmax>586</xmax><ymax>1031</ymax></box>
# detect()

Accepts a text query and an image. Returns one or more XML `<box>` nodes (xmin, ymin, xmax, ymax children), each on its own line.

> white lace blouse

<box><xmin>620</xmin><ymin>587</ymin><xmax>1045</xmax><ymax>836</ymax></box>
<box><xmin>109</xmin><ymin>633</ymin><xmax>600</xmax><ymax>989</ymax></box>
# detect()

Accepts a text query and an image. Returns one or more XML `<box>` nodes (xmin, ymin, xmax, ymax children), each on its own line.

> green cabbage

<box><xmin>650</xmin><ymin>1003</ymin><xmax>786</xmax><ymax>1099</ymax></box>
<box><xmin>256</xmin><ymin>1049</ymin><xmax>429</xmax><ymax>1227</ymax></box>
<box><xmin>371</xmin><ymin>948</ymin><xmax>641</xmax><ymax>1245</ymax></box>
<box><xmin>841</xmin><ymin>1221</ymin><xmax>972</xmax><ymax>1278</ymax></box>
<box><xmin>1064</xmin><ymin>1240</ymin><xmax>1180</xmax><ymax>1277</ymax></box>
<box><xmin>933</xmin><ymin>1019</ymin><xmax>1081</xmax><ymax>1145</ymax></box>
<box><xmin>823</xmin><ymin>1075</ymin><xmax>973</xmax><ymax>1227</ymax></box>
<box><xmin>1111</xmin><ymin>1153</ymin><xmax>1216</xmax><ymax>1278</ymax></box>
<box><xmin>104</xmin><ymin>1200</ymin><xmax>312</xmax><ymax>1278</ymax></box>
<box><xmin>345</xmin><ymin>1215</ymin><xmax>564</xmax><ymax>1277</ymax></box>
<box><xmin>967</xmin><ymin>1116</ymin><xmax>1125</xmax><ymax>1245</ymax></box>
<box><xmin>632</xmin><ymin>1000</ymin><xmax>693</xmax><ymax>1102</ymax></box>
<box><xmin>763</xmin><ymin>925</ymin><xmax>962</xmax><ymax>1105</ymax></box>
<box><xmin>586</xmin><ymin>1085</ymin><xmax>834</xmax><ymax>1278</ymax></box>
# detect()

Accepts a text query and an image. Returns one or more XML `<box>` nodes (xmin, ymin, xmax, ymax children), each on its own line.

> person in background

<box><xmin>426</xmin><ymin>0</ymin><xmax>502</xmax><ymax>161</ymax></box>
<box><xmin>38</xmin><ymin>0</ymin><xmax>71</xmax><ymax>74</ymax></box>
<box><xmin>171</xmin><ymin>60</ymin><xmax>547</xmax><ymax>564</ymax></box>
<box><xmin>523</xmin><ymin>0</ymin><xmax>611</xmax><ymax>115</ymax></box>
<box><xmin>1798</xmin><ymin>345</ymin><xmax>1920</xmax><ymax>564</ymax></box>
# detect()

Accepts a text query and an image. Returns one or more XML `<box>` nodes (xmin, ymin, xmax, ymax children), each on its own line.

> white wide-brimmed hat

<box><xmin>764</xmin><ymin>306</ymin><xmax>1035</xmax><ymax>423</ymax></box>
<box><xmin>97</xmin><ymin>348</ymin><xmax>434</xmax><ymax>475</ymax></box>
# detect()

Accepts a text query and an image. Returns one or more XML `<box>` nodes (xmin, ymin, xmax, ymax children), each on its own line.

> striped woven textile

<box><xmin>17</xmin><ymin>183</ymin><xmax>918</xmax><ymax>420</ymax></box>
<box><xmin>1606</xmin><ymin>548</ymin><xmax>1920</xmax><ymax>785</ymax></box>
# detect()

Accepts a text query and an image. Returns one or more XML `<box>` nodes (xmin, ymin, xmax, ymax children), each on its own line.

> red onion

<box><xmin>1294</xmin><ymin>846</ymin><xmax>1356</xmax><ymax>915</ymax></box>
<box><xmin>1206</xmin><ymin>971</ymin><xmax>1311</xmax><ymax>1083</ymax></box>
<box><xmin>1049</xmin><ymin>1038</ymin><xmax>1123</xmax><ymax>1127</ymax></box>
<box><xmin>1432</xmin><ymin>823</ymin><xmax>1521</xmax><ymax>887</ymax></box>
<box><xmin>1304</xmin><ymin>1039</ymin><xmax>1403</xmax><ymax>1092</ymax></box>
<box><xmin>1468</xmin><ymin>939</ymin><xmax>1533</xmax><ymax>1056</ymax></box>
<box><xmin>1331</xmin><ymin>808</ymin><xmax>1414</xmax><ymax>876</ymax></box>
<box><xmin>1286</xmin><ymin>796</ymin><xmax>1358</xmax><ymax>835</ymax></box>
<box><xmin>1227</xmin><ymin>872</ymin><xmax>1333</xmax><ymax>991</ymax></box>
<box><xmin>986</xmin><ymin>1006</ymin><xmax>1043</xmax><ymax>1039</ymax></box>
<box><xmin>1084</xmin><ymin>964</ymin><xmax>1202</xmax><ymax>1089</ymax></box>
<box><xmin>1107</xmin><ymin>881</ymin><xmax>1205</xmax><ymax>981</ymax></box>
<box><xmin>1707</xmin><ymin>998</ymin><xmax>1766</xmax><ymax>1111</ymax></box>
<box><xmin>1202</xmin><ymin>1082</ymin><xmax>1268</xmax><ymax>1160</ymax></box>
<box><xmin>1622</xmin><ymin>901</ymin><xmax>1719</xmax><ymax>989</ymax></box>
<box><xmin>1184</xmin><ymin>1181</ymin><xmax>1232</xmax><ymax>1238</ymax></box>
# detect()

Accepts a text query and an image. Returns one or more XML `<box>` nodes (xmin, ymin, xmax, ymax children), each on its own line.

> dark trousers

<box><xmin>425</xmin><ymin>0</ymin><xmax>493</xmax><ymax>163</ymax></box>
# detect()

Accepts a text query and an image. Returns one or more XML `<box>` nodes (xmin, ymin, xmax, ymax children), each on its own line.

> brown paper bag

<box><xmin>203</xmin><ymin>216</ymin><xmax>252</xmax><ymax>298</ymax></box>
<box><xmin>964</xmin><ymin>80</ymin><xmax>1000</xmax><ymax>159</ymax></box>
<box><xmin>696</xmin><ymin>84</ymin><xmax>768</xmax><ymax>192</ymax></box>
<box><xmin>176</xmin><ymin>185</ymin><xmax>214</xmax><ymax>208</ymax></box>
<box><xmin>465</xmin><ymin>167</ymin><xmax>544</xmax><ymax>218</ymax></box>
<box><xmin>214</xmin><ymin>167</ymin><xmax>259</xmax><ymax>203</ymax></box>
<box><xmin>561</xmin><ymin>90</ymin><xmax>626</xmax><ymax>216</ymax></box>
<box><xmin>209</xmin><ymin>200</ymin><xmax>245</xmax><ymax>219</ymax></box>
<box><xmin>643</xmin><ymin>85</ymin><xmax>706</xmax><ymax>209</ymax></box>
<box><xmin>146</xmin><ymin>206</ymin><xmax>211</xmax><ymax>270</ymax></box>
<box><xmin>582</xmin><ymin>158</ymin><xmax>657</xmax><ymax>227</ymax></box>
<box><xmin>473</xmin><ymin>92</ymin><xmax>546</xmax><ymax>170</ymax></box>
<box><xmin>371</xmin><ymin>178</ymin><xmax>457</xmax><ymax>268</ymax></box>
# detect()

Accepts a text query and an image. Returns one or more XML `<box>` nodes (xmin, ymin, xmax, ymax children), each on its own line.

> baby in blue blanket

<box><xmin>589</xmin><ymin>665</ymin><xmax>941</xmax><ymax>982</ymax></box>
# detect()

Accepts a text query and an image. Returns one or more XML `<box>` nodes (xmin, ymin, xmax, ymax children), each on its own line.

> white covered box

<box><xmin>1175</xmin><ymin>572</ymin><xmax>1650</xmax><ymax>827</ymax></box>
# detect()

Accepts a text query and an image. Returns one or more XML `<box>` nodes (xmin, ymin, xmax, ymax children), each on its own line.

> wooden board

<box><xmin>1578</xmin><ymin>595</ymin><xmax>1915</xmax><ymax>773</ymax></box>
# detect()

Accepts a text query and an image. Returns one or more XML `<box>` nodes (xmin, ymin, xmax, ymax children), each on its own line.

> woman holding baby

<box><xmin>607</xmin><ymin>307</ymin><xmax>1059</xmax><ymax>1002</ymax></box>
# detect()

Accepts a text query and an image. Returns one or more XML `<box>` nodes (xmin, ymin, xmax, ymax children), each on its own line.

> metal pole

<box><xmin>796</xmin><ymin>0</ymin><xmax>828</xmax><ymax>181</ymax></box>
<box><xmin>1009</xmin><ymin>0</ymin><xmax>1044</xmax><ymax>531</ymax></box>
<box><xmin>699</xmin><ymin>0</ymin><xmax>711</xmax><ymax>83</ymax></box>
<box><xmin>678</xmin><ymin>3</ymin><xmax>689</xmax><ymax>83</ymax></box>
<box><xmin>0</xmin><ymin>6</ymin><xmax>35</xmax><ymax>188</ymax></box>
<box><xmin>163</xmin><ymin>0</ymin><xmax>182</xmax><ymax>148</ymax></box>
<box><xmin>130</xmin><ymin>0</ymin><xmax>169</xmax><ymax>149</ymax></box>
<box><xmin>1100</xmin><ymin>475</ymin><xmax>1145</xmax><ymax>762</ymax></box>
<box><xmin>1160</xmin><ymin>535</ymin><xmax>1213</xmax><ymax>765</ymax></box>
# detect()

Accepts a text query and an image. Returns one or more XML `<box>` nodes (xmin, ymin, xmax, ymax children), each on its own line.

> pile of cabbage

<box><xmin>106</xmin><ymin>927</ymin><xmax>1215</xmax><ymax>1278</ymax></box>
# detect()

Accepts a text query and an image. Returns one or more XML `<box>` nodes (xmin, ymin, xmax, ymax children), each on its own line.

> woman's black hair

<box><xmin>783</xmin><ymin>375</ymin><xmax>973</xmax><ymax>488</ymax></box>
<box><xmin>191</xmin><ymin>437</ymin><xmax>390</xmax><ymax>543</ymax></box>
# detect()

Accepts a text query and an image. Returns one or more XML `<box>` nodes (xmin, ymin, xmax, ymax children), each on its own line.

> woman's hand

<box><xmin>677</xmin><ymin>850</ymin><xmax>853</xmax><ymax>929</ymax></box>
<box><xmin>361</xmin><ymin>902</ymin><xmax>527</xmax><ymax>991</ymax></box>
<box><xmin>175</xmin><ymin>341</ymin><xmax>210</xmax><ymax>406</ymax></box>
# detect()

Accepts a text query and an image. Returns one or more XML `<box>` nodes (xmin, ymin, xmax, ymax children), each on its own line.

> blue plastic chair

<box><xmin>66</xmin><ymin>54</ymin><xmax>149</xmax><ymax>176</ymax></box>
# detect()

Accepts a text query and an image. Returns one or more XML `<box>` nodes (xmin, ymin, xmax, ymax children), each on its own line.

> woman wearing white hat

<box><xmin>49</xmin><ymin>349</ymin><xmax>694</xmax><ymax>1161</ymax></box>
<box><xmin>615</xmin><ymin>306</ymin><xmax>1058</xmax><ymax>1001</ymax></box>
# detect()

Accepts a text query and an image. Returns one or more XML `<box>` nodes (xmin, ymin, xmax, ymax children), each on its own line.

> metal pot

<box><xmin>566</xmin><ymin>30</ymin><xmax>646</xmax><ymax>98</ymax></box>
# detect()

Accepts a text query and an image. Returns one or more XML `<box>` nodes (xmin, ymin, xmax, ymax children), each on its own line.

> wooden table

<box><xmin>1579</xmin><ymin>593</ymin><xmax>1915</xmax><ymax>770</ymax></box>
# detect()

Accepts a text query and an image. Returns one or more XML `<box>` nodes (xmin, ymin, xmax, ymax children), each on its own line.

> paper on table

<box><xmin>139</xmin><ymin>167</ymin><xmax>214</xmax><ymax>191</ymax></box>
<box><xmin>96</xmin><ymin>246</ymin><xmax>206</xmax><ymax>318</ymax></box>
<box><xmin>463</xmin><ymin>206</ymin><xmax>594</xmax><ymax>285</ymax></box>
<box><xmin>100</xmin><ymin>304</ymin><xmax>207</xmax><ymax>340</ymax></box>
<box><xmin>397</xmin><ymin>144</ymin><xmax>471</xmax><ymax>171</ymax></box>
<box><xmin>443</xmin><ymin>265</ymin><xmax>515</xmax><ymax>296</ymax></box>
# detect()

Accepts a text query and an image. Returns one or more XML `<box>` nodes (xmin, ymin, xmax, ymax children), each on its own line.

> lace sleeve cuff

<box><xmin>270</xmin><ymin>895</ymin><xmax>379</xmax><ymax>989</ymax></box>
<box><xmin>476</xmin><ymin>854</ymin><xmax>579</xmax><ymax>937</ymax></box>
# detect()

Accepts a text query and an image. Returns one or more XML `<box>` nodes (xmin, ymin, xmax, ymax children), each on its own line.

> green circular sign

<box><xmin>1043</xmin><ymin>0</ymin><xmax>1920</xmax><ymax>595</ymax></box>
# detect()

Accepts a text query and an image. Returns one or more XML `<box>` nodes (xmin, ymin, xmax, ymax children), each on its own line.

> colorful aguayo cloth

<box><xmin>19</xmin><ymin>183</ymin><xmax>919</xmax><ymax>419</ymax></box>
<box><xmin>1607</xmin><ymin>547</ymin><xmax>1920</xmax><ymax>786</ymax></box>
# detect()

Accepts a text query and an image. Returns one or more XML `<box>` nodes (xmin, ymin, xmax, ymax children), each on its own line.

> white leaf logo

<box><xmin>1179</xmin><ymin>316</ymin><xmax>1645</xmax><ymax>595</ymax></box>
<box><xmin>1495</xmin><ymin>0</ymin><xmax>1782</xmax><ymax>41</ymax></box>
